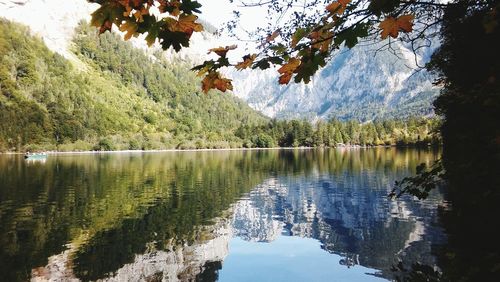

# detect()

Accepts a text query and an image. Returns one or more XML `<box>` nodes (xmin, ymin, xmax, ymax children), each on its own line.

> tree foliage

<box><xmin>236</xmin><ymin>117</ymin><xmax>441</xmax><ymax>148</ymax></box>
<box><xmin>0</xmin><ymin>20</ymin><xmax>266</xmax><ymax>151</ymax></box>
<box><xmin>88</xmin><ymin>0</ymin><xmax>448</xmax><ymax>92</ymax></box>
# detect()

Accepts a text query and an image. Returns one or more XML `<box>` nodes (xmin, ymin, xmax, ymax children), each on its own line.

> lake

<box><xmin>0</xmin><ymin>148</ymin><xmax>446</xmax><ymax>281</ymax></box>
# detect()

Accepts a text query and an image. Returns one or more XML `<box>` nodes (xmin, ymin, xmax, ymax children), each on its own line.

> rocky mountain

<box><xmin>0</xmin><ymin>0</ymin><xmax>440</xmax><ymax>122</ymax></box>
<box><xmin>230</xmin><ymin>169</ymin><xmax>446</xmax><ymax>279</ymax></box>
<box><xmin>231</xmin><ymin>41</ymin><xmax>440</xmax><ymax>121</ymax></box>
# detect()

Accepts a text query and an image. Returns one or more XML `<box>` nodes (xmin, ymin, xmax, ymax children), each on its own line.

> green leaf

<box><xmin>368</xmin><ymin>0</ymin><xmax>401</xmax><ymax>16</ymax></box>
<box><xmin>269</xmin><ymin>44</ymin><xmax>287</xmax><ymax>55</ymax></box>
<box><xmin>268</xmin><ymin>56</ymin><xmax>284</xmax><ymax>65</ymax></box>
<box><xmin>334</xmin><ymin>23</ymin><xmax>369</xmax><ymax>49</ymax></box>
<box><xmin>145</xmin><ymin>24</ymin><xmax>160</xmax><ymax>46</ymax></box>
<box><xmin>294</xmin><ymin>52</ymin><xmax>327</xmax><ymax>84</ymax></box>
<box><xmin>90</xmin><ymin>2</ymin><xmax>125</xmax><ymax>31</ymax></box>
<box><xmin>253</xmin><ymin>59</ymin><xmax>271</xmax><ymax>70</ymax></box>
<box><xmin>252</xmin><ymin>57</ymin><xmax>283</xmax><ymax>70</ymax></box>
<box><xmin>159</xmin><ymin>30</ymin><xmax>190</xmax><ymax>52</ymax></box>
<box><xmin>291</xmin><ymin>28</ymin><xmax>309</xmax><ymax>48</ymax></box>
<box><xmin>180</xmin><ymin>0</ymin><xmax>202</xmax><ymax>14</ymax></box>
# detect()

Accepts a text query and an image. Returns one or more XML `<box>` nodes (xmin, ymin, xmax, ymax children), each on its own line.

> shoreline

<box><xmin>0</xmin><ymin>144</ymin><xmax>440</xmax><ymax>155</ymax></box>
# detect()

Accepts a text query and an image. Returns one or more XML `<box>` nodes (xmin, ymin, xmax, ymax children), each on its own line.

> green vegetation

<box><xmin>236</xmin><ymin>117</ymin><xmax>440</xmax><ymax>148</ymax></box>
<box><xmin>0</xmin><ymin>148</ymin><xmax>439</xmax><ymax>281</ymax></box>
<box><xmin>0</xmin><ymin>19</ymin><xmax>266</xmax><ymax>151</ymax></box>
<box><xmin>0</xmin><ymin>20</ymin><xmax>438</xmax><ymax>152</ymax></box>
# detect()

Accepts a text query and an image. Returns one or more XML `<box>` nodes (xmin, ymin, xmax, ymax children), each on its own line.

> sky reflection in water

<box><xmin>0</xmin><ymin>148</ymin><xmax>445</xmax><ymax>281</ymax></box>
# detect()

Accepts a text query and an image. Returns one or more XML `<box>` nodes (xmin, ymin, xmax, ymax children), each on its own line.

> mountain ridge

<box><xmin>231</xmin><ymin>40</ymin><xmax>439</xmax><ymax>121</ymax></box>
<box><xmin>0</xmin><ymin>0</ymin><xmax>440</xmax><ymax>124</ymax></box>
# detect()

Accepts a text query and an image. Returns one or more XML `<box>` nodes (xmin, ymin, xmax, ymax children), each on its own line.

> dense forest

<box><xmin>236</xmin><ymin>117</ymin><xmax>440</xmax><ymax>148</ymax></box>
<box><xmin>0</xmin><ymin>20</ymin><xmax>265</xmax><ymax>151</ymax></box>
<box><xmin>0</xmin><ymin>19</ymin><xmax>439</xmax><ymax>152</ymax></box>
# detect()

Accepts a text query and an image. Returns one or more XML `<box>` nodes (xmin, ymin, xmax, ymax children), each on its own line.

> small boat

<box><xmin>24</xmin><ymin>152</ymin><xmax>48</xmax><ymax>160</ymax></box>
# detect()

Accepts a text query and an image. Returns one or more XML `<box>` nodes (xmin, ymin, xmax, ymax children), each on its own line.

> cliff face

<box><xmin>0</xmin><ymin>0</ymin><xmax>97</xmax><ymax>61</ymax></box>
<box><xmin>31</xmin><ymin>218</ymin><xmax>232</xmax><ymax>282</ymax></box>
<box><xmin>230</xmin><ymin>41</ymin><xmax>439</xmax><ymax>121</ymax></box>
<box><xmin>230</xmin><ymin>172</ymin><xmax>445</xmax><ymax>275</ymax></box>
<box><xmin>0</xmin><ymin>0</ymin><xmax>220</xmax><ymax>63</ymax></box>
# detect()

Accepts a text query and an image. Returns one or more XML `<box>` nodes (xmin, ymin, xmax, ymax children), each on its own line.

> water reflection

<box><xmin>0</xmin><ymin>148</ymin><xmax>444</xmax><ymax>281</ymax></box>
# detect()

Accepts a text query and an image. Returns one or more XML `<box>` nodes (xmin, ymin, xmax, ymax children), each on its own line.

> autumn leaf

<box><xmin>120</xmin><ymin>20</ymin><xmax>138</xmax><ymax>40</ymax></box>
<box><xmin>97</xmin><ymin>20</ymin><xmax>111</xmax><ymax>34</ymax></box>
<box><xmin>379</xmin><ymin>14</ymin><xmax>415</xmax><ymax>39</ymax></box>
<box><xmin>235</xmin><ymin>54</ymin><xmax>257</xmax><ymax>70</ymax></box>
<box><xmin>159</xmin><ymin>0</ymin><xmax>181</xmax><ymax>16</ymax></box>
<box><xmin>123</xmin><ymin>5</ymin><xmax>133</xmax><ymax>17</ymax></box>
<box><xmin>201</xmin><ymin>71</ymin><xmax>233</xmax><ymax>93</ymax></box>
<box><xmin>208</xmin><ymin>45</ymin><xmax>237</xmax><ymax>57</ymax></box>
<box><xmin>165</xmin><ymin>14</ymin><xmax>203</xmax><ymax>35</ymax></box>
<box><xmin>397</xmin><ymin>14</ymin><xmax>415</xmax><ymax>32</ymax></box>
<box><xmin>177</xmin><ymin>14</ymin><xmax>204</xmax><ymax>34</ymax></box>
<box><xmin>309</xmin><ymin>29</ymin><xmax>333</xmax><ymax>52</ymax></box>
<box><xmin>278</xmin><ymin>58</ymin><xmax>301</xmax><ymax>74</ymax></box>
<box><xmin>326</xmin><ymin>0</ymin><xmax>351</xmax><ymax>15</ymax></box>
<box><xmin>133</xmin><ymin>7</ymin><xmax>149</xmax><ymax>22</ymax></box>
<box><xmin>291</xmin><ymin>28</ymin><xmax>309</xmax><ymax>48</ymax></box>
<box><xmin>294</xmin><ymin>51</ymin><xmax>327</xmax><ymax>83</ymax></box>
<box><xmin>266</xmin><ymin>30</ymin><xmax>280</xmax><ymax>42</ymax></box>
<box><xmin>279</xmin><ymin>73</ymin><xmax>293</xmax><ymax>84</ymax></box>
<box><xmin>277</xmin><ymin>58</ymin><xmax>301</xmax><ymax>85</ymax></box>
<box><xmin>131</xmin><ymin>0</ymin><xmax>142</xmax><ymax>7</ymax></box>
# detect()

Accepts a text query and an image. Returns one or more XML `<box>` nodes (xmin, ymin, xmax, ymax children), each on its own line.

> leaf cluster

<box><xmin>88</xmin><ymin>0</ymin><xmax>447</xmax><ymax>92</ymax></box>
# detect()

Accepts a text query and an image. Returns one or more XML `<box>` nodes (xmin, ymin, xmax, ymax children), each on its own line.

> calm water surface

<box><xmin>0</xmin><ymin>148</ymin><xmax>446</xmax><ymax>281</ymax></box>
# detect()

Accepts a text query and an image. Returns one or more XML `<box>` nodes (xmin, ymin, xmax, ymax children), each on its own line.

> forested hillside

<box><xmin>0</xmin><ymin>20</ymin><xmax>439</xmax><ymax>152</ymax></box>
<box><xmin>0</xmin><ymin>20</ymin><xmax>266</xmax><ymax>151</ymax></box>
<box><xmin>236</xmin><ymin>117</ymin><xmax>440</xmax><ymax>148</ymax></box>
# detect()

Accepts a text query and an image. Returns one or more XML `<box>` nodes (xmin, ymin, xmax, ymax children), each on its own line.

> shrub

<box><xmin>94</xmin><ymin>138</ymin><xmax>115</xmax><ymax>151</ymax></box>
<box><xmin>129</xmin><ymin>139</ymin><xmax>141</xmax><ymax>150</ymax></box>
<box><xmin>253</xmin><ymin>133</ymin><xmax>274</xmax><ymax>148</ymax></box>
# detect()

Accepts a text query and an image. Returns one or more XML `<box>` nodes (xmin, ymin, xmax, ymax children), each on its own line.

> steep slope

<box><xmin>0</xmin><ymin>19</ymin><xmax>266</xmax><ymax>151</ymax></box>
<box><xmin>0</xmin><ymin>0</ymin><xmax>439</xmax><ymax>125</ymax></box>
<box><xmin>0</xmin><ymin>0</ymin><xmax>97</xmax><ymax>61</ymax></box>
<box><xmin>231</xmin><ymin>42</ymin><xmax>439</xmax><ymax>121</ymax></box>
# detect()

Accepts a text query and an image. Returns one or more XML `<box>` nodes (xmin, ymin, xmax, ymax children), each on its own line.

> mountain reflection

<box><xmin>230</xmin><ymin>170</ymin><xmax>445</xmax><ymax>279</ymax></box>
<box><xmin>0</xmin><ymin>148</ymin><xmax>444</xmax><ymax>281</ymax></box>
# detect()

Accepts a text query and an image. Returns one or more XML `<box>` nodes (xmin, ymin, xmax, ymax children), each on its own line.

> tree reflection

<box><xmin>0</xmin><ymin>148</ymin><xmax>442</xmax><ymax>281</ymax></box>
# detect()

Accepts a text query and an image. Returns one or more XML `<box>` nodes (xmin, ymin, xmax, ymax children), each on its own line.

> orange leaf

<box><xmin>213</xmin><ymin>77</ymin><xmax>233</xmax><ymax>92</ymax></box>
<box><xmin>177</xmin><ymin>14</ymin><xmax>204</xmax><ymax>34</ymax></box>
<box><xmin>309</xmin><ymin>29</ymin><xmax>333</xmax><ymax>52</ymax></box>
<box><xmin>119</xmin><ymin>20</ymin><xmax>138</xmax><ymax>40</ymax></box>
<box><xmin>201</xmin><ymin>71</ymin><xmax>233</xmax><ymax>93</ymax></box>
<box><xmin>326</xmin><ymin>0</ymin><xmax>351</xmax><ymax>15</ymax></box>
<box><xmin>123</xmin><ymin>6</ymin><xmax>133</xmax><ymax>17</ymax></box>
<box><xmin>278</xmin><ymin>58</ymin><xmax>301</xmax><ymax>75</ymax></box>
<box><xmin>379</xmin><ymin>17</ymin><xmax>398</xmax><ymax>39</ymax></box>
<box><xmin>278</xmin><ymin>58</ymin><xmax>301</xmax><ymax>85</ymax></box>
<box><xmin>164</xmin><ymin>14</ymin><xmax>203</xmax><ymax>36</ymax></box>
<box><xmin>133</xmin><ymin>7</ymin><xmax>149</xmax><ymax>22</ymax></box>
<box><xmin>235</xmin><ymin>54</ymin><xmax>257</xmax><ymax>70</ymax></box>
<box><xmin>379</xmin><ymin>14</ymin><xmax>415</xmax><ymax>39</ymax></box>
<box><xmin>279</xmin><ymin>73</ymin><xmax>293</xmax><ymax>84</ymax></box>
<box><xmin>99</xmin><ymin>20</ymin><xmax>113</xmax><ymax>34</ymax></box>
<box><xmin>397</xmin><ymin>14</ymin><xmax>415</xmax><ymax>33</ymax></box>
<box><xmin>208</xmin><ymin>45</ymin><xmax>237</xmax><ymax>57</ymax></box>
<box><xmin>266</xmin><ymin>30</ymin><xmax>280</xmax><ymax>42</ymax></box>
